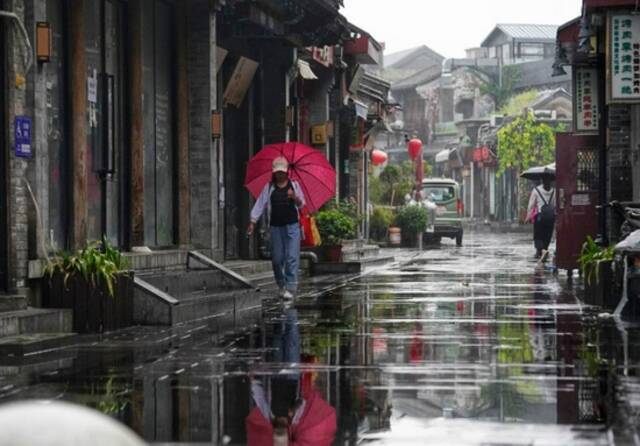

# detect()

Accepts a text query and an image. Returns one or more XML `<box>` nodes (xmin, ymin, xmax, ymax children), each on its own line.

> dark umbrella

<box><xmin>520</xmin><ymin>163</ymin><xmax>556</xmax><ymax>181</ymax></box>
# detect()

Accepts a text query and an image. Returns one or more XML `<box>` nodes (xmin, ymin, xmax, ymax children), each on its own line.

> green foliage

<box><xmin>499</xmin><ymin>90</ymin><xmax>539</xmax><ymax>116</ymax></box>
<box><xmin>369</xmin><ymin>161</ymin><xmax>432</xmax><ymax>206</ymax></box>
<box><xmin>316</xmin><ymin>210</ymin><xmax>357</xmax><ymax>245</ymax></box>
<box><xmin>322</xmin><ymin>198</ymin><xmax>361</xmax><ymax>224</ymax></box>
<box><xmin>578</xmin><ymin>236</ymin><xmax>615</xmax><ymax>285</ymax></box>
<box><xmin>496</xmin><ymin>112</ymin><xmax>557</xmax><ymax>176</ymax></box>
<box><xmin>395</xmin><ymin>205</ymin><xmax>428</xmax><ymax>239</ymax></box>
<box><xmin>370</xmin><ymin>207</ymin><xmax>395</xmax><ymax>241</ymax></box>
<box><xmin>480</xmin><ymin>65</ymin><xmax>522</xmax><ymax>109</ymax></box>
<box><xmin>45</xmin><ymin>236</ymin><xmax>129</xmax><ymax>298</ymax></box>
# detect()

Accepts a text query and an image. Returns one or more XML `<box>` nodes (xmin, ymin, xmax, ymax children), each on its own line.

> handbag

<box><xmin>300</xmin><ymin>208</ymin><xmax>321</xmax><ymax>247</ymax></box>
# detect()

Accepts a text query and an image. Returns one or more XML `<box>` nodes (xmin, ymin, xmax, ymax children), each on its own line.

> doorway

<box><xmin>85</xmin><ymin>0</ymin><xmax>128</xmax><ymax>246</ymax></box>
<box><xmin>142</xmin><ymin>0</ymin><xmax>177</xmax><ymax>248</ymax></box>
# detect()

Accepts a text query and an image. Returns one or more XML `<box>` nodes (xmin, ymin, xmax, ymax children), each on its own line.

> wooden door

<box><xmin>556</xmin><ymin>133</ymin><xmax>600</xmax><ymax>271</ymax></box>
<box><xmin>142</xmin><ymin>0</ymin><xmax>176</xmax><ymax>247</ymax></box>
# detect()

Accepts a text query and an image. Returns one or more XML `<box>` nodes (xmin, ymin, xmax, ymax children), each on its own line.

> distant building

<box><xmin>481</xmin><ymin>24</ymin><xmax>558</xmax><ymax>66</ymax></box>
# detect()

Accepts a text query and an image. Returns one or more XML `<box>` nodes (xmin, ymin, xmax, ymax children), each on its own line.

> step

<box><xmin>0</xmin><ymin>308</ymin><xmax>73</xmax><ymax>337</ymax></box>
<box><xmin>310</xmin><ymin>256</ymin><xmax>395</xmax><ymax>275</ymax></box>
<box><xmin>0</xmin><ymin>332</ymin><xmax>77</xmax><ymax>356</ymax></box>
<box><xmin>173</xmin><ymin>289</ymin><xmax>263</xmax><ymax>327</ymax></box>
<box><xmin>225</xmin><ymin>260</ymin><xmax>274</xmax><ymax>277</ymax></box>
<box><xmin>342</xmin><ymin>245</ymin><xmax>381</xmax><ymax>262</ymax></box>
<box><xmin>138</xmin><ymin>268</ymin><xmax>240</xmax><ymax>300</ymax></box>
<box><xmin>0</xmin><ymin>295</ymin><xmax>27</xmax><ymax>312</ymax></box>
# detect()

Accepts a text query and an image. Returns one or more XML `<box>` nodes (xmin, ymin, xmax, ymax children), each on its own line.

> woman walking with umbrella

<box><xmin>525</xmin><ymin>169</ymin><xmax>556</xmax><ymax>260</ymax></box>
<box><xmin>248</xmin><ymin>157</ymin><xmax>305</xmax><ymax>299</ymax></box>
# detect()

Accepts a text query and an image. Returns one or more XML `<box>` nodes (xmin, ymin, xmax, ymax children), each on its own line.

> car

<box><xmin>422</xmin><ymin>178</ymin><xmax>464</xmax><ymax>246</ymax></box>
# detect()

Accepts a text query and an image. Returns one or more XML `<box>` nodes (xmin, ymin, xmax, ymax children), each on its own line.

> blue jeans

<box><xmin>270</xmin><ymin>223</ymin><xmax>301</xmax><ymax>292</ymax></box>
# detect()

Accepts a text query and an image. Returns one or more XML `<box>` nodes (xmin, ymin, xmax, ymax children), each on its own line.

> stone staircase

<box><xmin>132</xmin><ymin>252</ymin><xmax>263</xmax><ymax>331</ymax></box>
<box><xmin>0</xmin><ymin>294</ymin><xmax>74</xmax><ymax>357</ymax></box>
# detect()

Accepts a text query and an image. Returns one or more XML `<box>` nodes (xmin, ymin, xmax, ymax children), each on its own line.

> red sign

<box><xmin>473</xmin><ymin>148</ymin><xmax>482</xmax><ymax>163</ymax></box>
<box><xmin>310</xmin><ymin>46</ymin><xmax>334</xmax><ymax>67</ymax></box>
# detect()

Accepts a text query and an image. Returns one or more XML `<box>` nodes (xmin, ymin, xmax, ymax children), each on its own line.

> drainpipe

<box><xmin>0</xmin><ymin>10</ymin><xmax>33</xmax><ymax>73</ymax></box>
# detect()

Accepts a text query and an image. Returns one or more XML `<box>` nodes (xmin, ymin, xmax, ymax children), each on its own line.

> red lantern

<box><xmin>371</xmin><ymin>149</ymin><xmax>388</xmax><ymax>166</ymax></box>
<box><xmin>407</xmin><ymin>139</ymin><xmax>422</xmax><ymax>161</ymax></box>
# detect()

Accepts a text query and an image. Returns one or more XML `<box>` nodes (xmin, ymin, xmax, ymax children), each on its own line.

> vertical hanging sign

<box><xmin>15</xmin><ymin>116</ymin><xmax>32</xmax><ymax>158</ymax></box>
<box><xmin>575</xmin><ymin>67</ymin><xmax>599</xmax><ymax>132</ymax></box>
<box><xmin>609</xmin><ymin>14</ymin><xmax>640</xmax><ymax>102</ymax></box>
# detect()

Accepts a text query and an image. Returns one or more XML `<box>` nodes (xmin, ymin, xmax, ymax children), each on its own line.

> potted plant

<box><xmin>578</xmin><ymin>237</ymin><xmax>615</xmax><ymax>307</ymax></box>
<box><xmin>316</xmin><ymin>209</ymin><xmax>357</xmax><ymax>262</ymax></box>
<box><xmin>370</xmin><ymin>206</ymin><xmax>395</xmax><ymax>242</ymax></box>
<box><xmin>43</xmin><ymin>236</ymin><xmax>134</xmax><ymax>333</ymax></box>
<box><xmin>395</xmin><ymin>205</ymin><xmax>428</xmax><ymax>247</ymax></box>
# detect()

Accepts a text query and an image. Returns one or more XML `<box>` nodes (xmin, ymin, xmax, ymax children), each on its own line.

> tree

<box><xmin>369</xmin><ymin>161</ymin><xmax>433</xmax><ymax>206</ymax></box>
<box><xmin>480</xmin><ymin>65</ymin><xmax>522</xmax><ymax>110</ymax></box>
<box><xmin>496</xmin><ymin>112</ymin><xmax>557</xmax><ymax>176</ymax></box>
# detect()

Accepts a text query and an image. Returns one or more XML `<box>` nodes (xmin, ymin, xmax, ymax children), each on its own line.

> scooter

<box><xmin>606</xmin><ymin>201</ymin><xmax>640</xmax><ymax>241</ymax></box>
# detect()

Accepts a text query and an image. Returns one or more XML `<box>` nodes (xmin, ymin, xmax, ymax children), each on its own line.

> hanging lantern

<box><xmin>371</xmin><ymin>149</ymin><xmax>388</xmax><ymax>166</ymax></box>
<box><xmin>407</xmin><ymin>139</ymin><xmax>422</xmax><ymax>161</ymax></box>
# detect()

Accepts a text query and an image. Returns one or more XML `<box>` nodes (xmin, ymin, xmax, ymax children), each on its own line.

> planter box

<box><xmin>43</xmin><ymin>272</ymin><xmax>134</xmax><ymax>333</ymax></box>
<box><xmin>323</xmin><ymin>245</ymin><xmax>343</xmax><ymax>263</ymax></box>
<box><xmin>583</xmin><ymin>261</ymin><xmax>614</xmax><ymax>308</ymax></box>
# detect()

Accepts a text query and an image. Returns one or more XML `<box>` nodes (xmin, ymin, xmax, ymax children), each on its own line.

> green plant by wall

<box><xmin>322</xmin><ymin>198</ymin><xmax>362</xmax><ymax>225</ymax></box>
<box><xmin>578</xmin><ymin>236</ymin><xmax>615</xmax><ymax>285</ymax></box>
<box><xmin>395</xmin><ymin>205</ymin><xmax>428</xmax><ymax>240</ymax></box>
<box><xmin>316</xmin><ymin>210</ymin><xmax>357</xmax><ymax>246</ymax></box>
<box><xmin>45</xmin><ymin>236</ymin><xmax>129</xmax><ymax>298</ymax></box>
<box><xmin>370</xmin><ymin>207</ymin><xmax>395</xmax><ymax>241</ymax></box>
<box><xmin>496</xmin><ymin>111</ymin><xmax>557</xmax><ymax>176</ymax></box>
<box><xmin>480</xmin><ymin>65</ymin><xmax>522</xmax><ymax>110</ymax></box>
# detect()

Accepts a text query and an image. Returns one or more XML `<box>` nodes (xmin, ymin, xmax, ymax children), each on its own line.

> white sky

<box><xmin>342</xmin><ymin>0</ymin><xmax>583</xmax><ymax>58</ymax></box>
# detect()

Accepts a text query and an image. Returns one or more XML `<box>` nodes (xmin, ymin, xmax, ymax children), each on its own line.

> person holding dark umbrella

<box><xmin>248</xmin><ymin>157</ymin><xmax>305</xmax><ymax>299</ymax></box>
<box><xmin>526</xmin><ymin>174</ymin><xmax>556</xmax><ymax>260</ymax></box>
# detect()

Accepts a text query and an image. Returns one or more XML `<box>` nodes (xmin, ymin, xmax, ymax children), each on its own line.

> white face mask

<box><xmin>273</xmin><ymin>433</ymin><xmax>289</xmax><ymax>446</ymax></box>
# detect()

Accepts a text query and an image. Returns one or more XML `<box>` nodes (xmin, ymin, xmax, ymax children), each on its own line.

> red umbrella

<box><xmin>246</xmin><ymin>390</ymin><xmax>337</xmax><ymax>446</ymax></box>
<box><xmin>245</xmin><ymin>142</ymin><xmax>336</xmax><ymax>213</ymax></box>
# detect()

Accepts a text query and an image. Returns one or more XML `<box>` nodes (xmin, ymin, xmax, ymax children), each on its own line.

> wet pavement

<box><xmin>1</xmin><ymin>232</ymin><xmax>640</xmax><ymax>445</ymax></box>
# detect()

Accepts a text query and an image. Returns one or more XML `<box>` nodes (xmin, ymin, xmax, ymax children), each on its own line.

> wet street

<box><xmin>1</xmin><ymin>231</ymin><xmax>640</xmax><ymax>445</ymax></box>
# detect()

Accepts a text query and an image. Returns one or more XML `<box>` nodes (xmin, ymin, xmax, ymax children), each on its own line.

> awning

<box><xmin>435</xmin><ymin>149</ymin><xmax>451</xmax><ymax>164</ymax></box>
<box><xmin>297</xmin><ymin>60</ymin><xmax>318</xmax><ymax>80</ymax></box>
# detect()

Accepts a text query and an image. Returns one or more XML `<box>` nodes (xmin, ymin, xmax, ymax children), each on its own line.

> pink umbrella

<box><xmin>245</xmin><ymin>142</ymin><xmax>336</xmax><ymax>213</ymax></box>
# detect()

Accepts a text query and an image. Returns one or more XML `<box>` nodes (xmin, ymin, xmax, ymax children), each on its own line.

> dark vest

<box><xmin>270</xmin><ymin>182</ymin><xmax>299</xmax><ymax>227</ymax></box>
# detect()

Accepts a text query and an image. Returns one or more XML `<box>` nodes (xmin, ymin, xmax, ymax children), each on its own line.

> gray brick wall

<box><xmin>187</xmin><ymin>0</ymin><xmax>219</xmax><ymax>256</ymax></box>
<box><xmin>6</xmin><ymin>0</ymin><xmax>30</xmax><ymax>290</ymax></box>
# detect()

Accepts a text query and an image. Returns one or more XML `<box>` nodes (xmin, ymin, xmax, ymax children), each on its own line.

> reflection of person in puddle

<box><xmin>246</xmin><ymin>308</ymin><xmax>336</xmax><ymax>445</ymax></box>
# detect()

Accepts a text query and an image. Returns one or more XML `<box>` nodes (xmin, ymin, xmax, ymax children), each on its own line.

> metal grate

<box><xmin>576</xmin><ymin>150</ymin><xmax>599</xmax><ymax>192</ymax></box>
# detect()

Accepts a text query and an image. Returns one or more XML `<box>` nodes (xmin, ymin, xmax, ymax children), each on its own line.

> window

<box><xmin>576</xmin><ymin>150</ymin><xmax>599</xmax><ymax>192</ymax></box>
<box><xmin>518</xmin><ymin>43</ymin><xmax>544</xmax><ymax>57</ymax></box>
<box><xmin>424</xmin><ymin>186</ymin><xmax>456</xmax><ymax>203</ymax></box>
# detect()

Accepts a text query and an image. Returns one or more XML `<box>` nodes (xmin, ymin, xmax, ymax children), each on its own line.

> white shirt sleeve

<box><xmin>250</xmin><ymin>184</ymin><xmax>271</xmax><ymax>224</ymax></box>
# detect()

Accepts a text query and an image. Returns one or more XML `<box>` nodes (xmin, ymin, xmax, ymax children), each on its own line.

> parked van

<box><xmin>422</xmin><ymin>178</ymin><xmax>464</xmax><ymax>246</ymax></box>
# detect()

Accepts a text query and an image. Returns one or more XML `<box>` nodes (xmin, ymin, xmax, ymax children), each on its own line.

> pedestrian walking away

<box><xmin>248</xmin><ymin>157</ymin><xmax>306</xmax><ymax>299</ymax></box>
<box><xmin>526</xmin><ymin>175</ymin><xmax>556</xmax><ymax>260</ymax></box>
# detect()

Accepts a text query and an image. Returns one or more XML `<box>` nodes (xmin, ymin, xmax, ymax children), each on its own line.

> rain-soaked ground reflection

<box><xmin>2</xmin><ymin>232</ymin><xmax>640</xmax><ymax>445</ymax></box>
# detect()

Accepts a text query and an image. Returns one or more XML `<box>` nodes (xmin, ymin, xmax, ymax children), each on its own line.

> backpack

<box><xmin>535</xmin><ymin>188</ymin><xmax>555</xmax><ymax>225</ymax></box>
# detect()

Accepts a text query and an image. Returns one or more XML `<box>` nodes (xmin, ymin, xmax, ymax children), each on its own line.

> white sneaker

<box><xmin>278</xmin><ymin>288</ymin><xmax>286</xmax><ymax>298</ymax></box>
<box><xmin>283</xmin><ymin>290</ymin><xmax>294</xmax><ymax>300</ymax></box>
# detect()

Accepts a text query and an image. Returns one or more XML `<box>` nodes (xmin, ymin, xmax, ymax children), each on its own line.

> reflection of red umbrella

<box><xmin>246</xmin><ymin>390</ymin><xmax>337</xmax><ymax>446</ymax></box>
<box><xmin>245</xmin><ymin>142</ymin><xmax>336</xmax><ymax>213</ymax></box>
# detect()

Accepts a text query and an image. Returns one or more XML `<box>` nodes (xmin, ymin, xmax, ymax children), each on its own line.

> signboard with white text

<box><xmin>609</xmin><ymin>14</ymin><xmax>640</xmax><ymax>102</ymax></box>
<box><xmin>575</xmin><ymin>68</ymin><xmax>599</xmax><ymax>132</ymax></box>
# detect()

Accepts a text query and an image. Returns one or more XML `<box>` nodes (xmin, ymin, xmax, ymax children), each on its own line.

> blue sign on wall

<box><xmin>15</xmin><ymin>116</ymin><xmax>32</xmax><ymax>158</ymax></box>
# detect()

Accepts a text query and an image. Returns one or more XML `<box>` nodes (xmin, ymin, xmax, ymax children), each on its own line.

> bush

<box><xmin>316</xmin><ymin>210</ymin><xmax>357</xmax><ymax>246</ymax></box>
<box><xmin>370</xmin><ymin>207</ymin><xmax>394</xmax><ymax>241</ymax></box>
<box><xmin>395</xmin><ymin>205</ymin><xmax>428</xmax><ymax>242</ymax></box>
